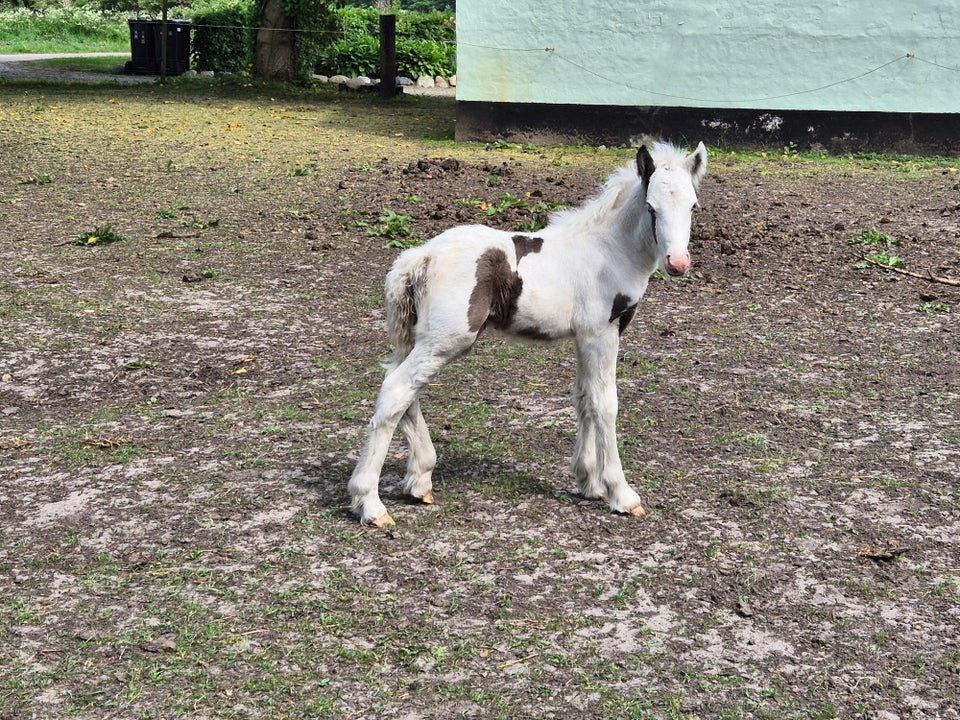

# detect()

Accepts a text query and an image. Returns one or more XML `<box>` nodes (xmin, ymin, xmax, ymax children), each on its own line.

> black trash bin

<box><xmin>126</xmin><ymin>19</ymin><xmax>191</xmax><ymax>75</ymax></box>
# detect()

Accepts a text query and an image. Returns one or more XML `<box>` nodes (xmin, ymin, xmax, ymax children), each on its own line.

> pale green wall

<box><xmin>456</xmin><ymin>1</ymin><xmax>960</xmax><ymax>113</ymax></box>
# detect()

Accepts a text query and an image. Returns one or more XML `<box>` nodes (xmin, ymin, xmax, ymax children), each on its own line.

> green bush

<box><xmin>317</xmin><ymin>7</ymin><xmax>456</xmax><ymax>80</ymax></box>
<box><xmin>0</xmin><ymin>6</ymin><xmax>128</xmax><ymax>52</ymax></box>
<box><xmin>317</xmin><ymin>34</ymin><xmax>378</xmax><ymax>77</ymax></box>
<box><xmin>317</xmin><ymin>35</ymin><xmax>454</xmax><ymax>79</ymax></box>
<box><xmin>189</xmin><ymin>0</ymin><xmax>254</xmax><ymax>73</ymax></box>
<box><xmin>397</xmin><ymin>10</ymin><xmax>454</xmax><ymax>44</ymax></box>
<box><xmin>396</xmin><ymin>37</ymin><xmax>454</xmax><ymax>78</ymax></box>
<box><xmin>331</xmin><ymin>5</ymin><xmax>379</xmax><ymax>40</ymax></box>
<box><xmin>330</xmin><ymin>6</ymin><xmax>455</xmax><ymax>45</ymax></box>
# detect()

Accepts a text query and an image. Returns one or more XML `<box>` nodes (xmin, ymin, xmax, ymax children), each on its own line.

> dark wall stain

<box><xmin>456</xmin><ymin>100</ymin><xmax>960</xmax><ymax>155</ymax></box>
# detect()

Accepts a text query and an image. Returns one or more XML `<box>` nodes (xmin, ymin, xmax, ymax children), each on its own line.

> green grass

<box><xmin>0</xmin><ymin>7</ymin><xmax>128</xmax><ymax>54</ymax></box>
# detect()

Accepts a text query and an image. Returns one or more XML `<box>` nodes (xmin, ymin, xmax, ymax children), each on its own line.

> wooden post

<box><xmin>379</xmin><ymin>13</ymin><xmax>397</xmax><ymax>99</ymax></box>
<box><xmin>160</xmin><ymin>0</ymin><xmax>168</xmax><ymax>83</ymax></box>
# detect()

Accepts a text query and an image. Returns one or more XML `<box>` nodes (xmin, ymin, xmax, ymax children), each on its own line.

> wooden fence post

<box><xmin>160</xmin><ymin>0</ymin><xmax>169</xmax><ymax>83</ymax></box>
<box><xmin>380</xmin><ymin>13</ymin><xmax>397</xmax><ymax>99</ymax></box>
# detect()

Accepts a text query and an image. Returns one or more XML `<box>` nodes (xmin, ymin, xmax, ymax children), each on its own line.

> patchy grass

<box><xmin>1</xmin><ymin>80</ymin><xmax>959</xmax><ymax>719</ymax></box>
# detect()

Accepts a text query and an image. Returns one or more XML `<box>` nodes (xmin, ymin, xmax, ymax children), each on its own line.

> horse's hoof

<box><xmin>628</xmin><ymin>503</ymin><xmax>646</xmax><ymax>517</ymax></box>
<box><xmin>371</xmin><ymin>512</ymin><xmax>396</xmax><ymax>528</ymax></box>
<box><xmin>420</xmin><ymin>491</ymin><xmax>435</xmax><ymax>505</ymax></box>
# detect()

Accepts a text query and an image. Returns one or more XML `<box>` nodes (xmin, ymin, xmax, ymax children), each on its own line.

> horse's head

<box><xmin>637</xmin><ymin>142</ymin><xmax>708</xmax><ymax>277</ymax></box>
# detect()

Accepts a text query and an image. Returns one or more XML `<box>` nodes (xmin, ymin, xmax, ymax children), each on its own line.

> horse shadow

<box><xmin>294</xmin><ymin>452</ymin><xmax>574</xmax><ymax>524</ymax></box>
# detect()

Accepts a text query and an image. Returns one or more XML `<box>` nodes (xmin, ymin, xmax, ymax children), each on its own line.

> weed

<box><xmin>371</xmin><ymin>208</ymin><xmax>417</xmax><ymax>248</ymax></box>
<box><xmin>848</xmin><ymin>228</ymin><xmax>897</xmax><ymax>247</ymax></box>
<box><xmin>125</xmin><ymin>360</ymin><xmax>156</xmax><ymax>371</ymax></box>
<box><xmin>920</xmin><ymin>302</ymin><xmax>950</xmax><ymax>313</ymax></box>
<box><xmin>515</xmin><ymin>200</ymin><xmax>565</xmax><ymax>232</ymax></box>
<box><xmin>183</xmin><ymin>216</ymin><xmax>220</xmax><ymax>230</ymax></box>
<box><xmin>483</xmin><ymin>192</ymin><xmax>528</xmax><ymax>216</ymax></box>
<box><xmin>856</xmin><ymin>249</ymin><xmax>905</xmax><ymax>269</ymax></box>
<box><xmin>73</xmin><ymin>223</ymin><xmax>128</xmax><ymax>247</ymax></box>
<box><xmin>22</xmin><ymin>173</ymin><xmax>52</xmax><ymax>185</ymax></box>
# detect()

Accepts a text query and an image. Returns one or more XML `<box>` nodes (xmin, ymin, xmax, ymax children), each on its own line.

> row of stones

<box><xmin>313</xmin><ymin>74</ymin><xmax>457</xmax><ymax>89</ymax></box>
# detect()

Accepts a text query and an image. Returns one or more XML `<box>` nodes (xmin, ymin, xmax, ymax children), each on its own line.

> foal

<box><xmin>348</xmin><ymin>142</ymin><xmax>708</xmax><ymax>526</ymax></box>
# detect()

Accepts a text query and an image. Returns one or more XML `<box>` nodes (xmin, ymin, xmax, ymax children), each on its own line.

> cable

<box><xmin>458</xmin><ymin>44</ymin><xmax>941</xmax><ymax>105</ymax></box>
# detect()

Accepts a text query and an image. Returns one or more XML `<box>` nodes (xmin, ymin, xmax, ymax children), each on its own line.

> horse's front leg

<box><xmin>572</xmin><ymin>330</ymin><xmax>645</xmax><ymax>516</ymax></box>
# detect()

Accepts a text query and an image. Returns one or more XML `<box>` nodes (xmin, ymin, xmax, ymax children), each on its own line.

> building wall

<box><xmin>456</xmin><ymin>1</ymin><xmax>960</xmax><ymax>114</ymax></box>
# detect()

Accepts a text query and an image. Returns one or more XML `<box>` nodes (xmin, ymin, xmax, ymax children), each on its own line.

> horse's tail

<box><xmin>383</xmin><ymin>247</ymin><xmax>430</xmax><ymax>371</ymax></box>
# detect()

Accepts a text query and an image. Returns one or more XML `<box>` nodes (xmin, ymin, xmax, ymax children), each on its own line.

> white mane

<box><xmin>546</xmin><ymin>142</ymin><xmax>689</xmax><ymax>236</ymax></box>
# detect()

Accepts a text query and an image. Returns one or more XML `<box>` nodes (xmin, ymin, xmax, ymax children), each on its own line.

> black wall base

<box><xmin>456</xmin><ymin>101</ymin><xmax>960</xmax><ymax>155</ymax></box>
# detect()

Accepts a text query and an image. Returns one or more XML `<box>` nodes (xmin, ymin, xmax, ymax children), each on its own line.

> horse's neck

<box><xmin>608</xmin><ymin>184</ymin><xmax>658</xmax><ymax>273</ymax></box>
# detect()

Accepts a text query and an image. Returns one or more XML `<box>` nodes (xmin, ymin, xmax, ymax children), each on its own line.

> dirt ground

<box><xmin>1</xmin><ymin>80</ymin><xmax>959</xmax><ymax>719</ymax></box>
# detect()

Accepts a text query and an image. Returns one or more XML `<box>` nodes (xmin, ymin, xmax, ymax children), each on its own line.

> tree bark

<box><xmin>255</xmin><ymin>0</ymin><xmax>296</xmax><ymax>81</ymax></box>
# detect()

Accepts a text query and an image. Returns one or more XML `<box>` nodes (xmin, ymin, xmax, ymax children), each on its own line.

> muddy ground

<box><xmin>1</xmin><ymin>80</ymin><xmax>959</xmax><ymax>719</ymax></box>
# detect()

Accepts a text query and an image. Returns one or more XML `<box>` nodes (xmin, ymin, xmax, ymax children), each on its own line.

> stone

<box><xmin>434</xmin><ymin>76</ymin><xmax>449</xmax><ymax>88</ymax></box>
<box><xmin>344</xmin><ymin>76</ymin><xmax>370</xmax><ymax>90</ymax></box>
<box><xmin>329</xmin><ymin>75</ymin><xmax>348</xmax><ymax>85</ymax></box>
<box><xmin>416</xmin><ymin>75</ymin><xmax>435</xmax><ymax>88</ymax></box>
<box><xmin>448</xmin><ymin>74</ymin><xmax>457</xmax><ymax>87</ymax></box>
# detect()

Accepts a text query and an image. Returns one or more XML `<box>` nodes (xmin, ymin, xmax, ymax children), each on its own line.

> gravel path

<box><xmin>0</xmin><ymin>52</ymin><xmax>153</xmax><ymax>83</ymax></box>
<box><xmin>0</xmin><ymin>53</ymin><xmax>456</xmax><ymax>96</ymax></box>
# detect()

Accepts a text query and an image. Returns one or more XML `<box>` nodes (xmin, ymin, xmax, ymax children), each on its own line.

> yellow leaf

<box><xmin>233</xmin><ymin>367</ymin><xmax>248</xmax><ymax>374</ymax></box>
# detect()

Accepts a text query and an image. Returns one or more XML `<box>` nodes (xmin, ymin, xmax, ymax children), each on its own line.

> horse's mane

<box><xmin>547</xmin><ymin>141</ymin><xmax>686</xmax><ymax>236</ymax></box>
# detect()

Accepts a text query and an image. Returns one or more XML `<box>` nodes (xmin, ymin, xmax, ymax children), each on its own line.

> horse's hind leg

<box><xmin>400</xmin><ymin>398</ymin><xmax>437</xmax><ymax>503</ymax></box>
<box><xmin>348</xmin><ymin>346</ymin><xmax>448</xmax><ymax>525</ymax></box>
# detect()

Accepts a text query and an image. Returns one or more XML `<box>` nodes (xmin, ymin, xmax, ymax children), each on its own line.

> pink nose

<box><xmin>665</xmin><ymin>251</ymin><xmax>690</xmax><ymax>276</ymax></box>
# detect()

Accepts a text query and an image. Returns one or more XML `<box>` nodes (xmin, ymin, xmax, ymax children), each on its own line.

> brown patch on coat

<box><xmin>467</xmin><ymin>248</ymin><xmax>523</xmax><ymax>333</ymax></box>
<box><xmin>609</xmin><ymin>293</ymin><xmax>639</xmax><ymax>335</ymax></box>
<box><xmin>512</xmin><ymin>235</ymin><xmax>544</xmax><ymax>262</ymax></box>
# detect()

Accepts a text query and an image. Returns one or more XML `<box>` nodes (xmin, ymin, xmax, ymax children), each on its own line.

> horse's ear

<box><xmin>686</xmin><ymin>141</ymin><xmax>708</xmax><ymax>188</ymax></box>
<box><xmin>637</xmin><ymin>145</ymin><xmax>655</xmax><ymax>185</ymax></box>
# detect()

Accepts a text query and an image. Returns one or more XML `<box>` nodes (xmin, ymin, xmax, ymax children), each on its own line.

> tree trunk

<box><xmin>255</xmin><ymin>0</ymin><xmax>296</xmax><ymax>81</ymax></box>
<box><xmin>371</xmin><ymin>0</ymin><xmax>392</xmax><ymax>12</ymax></box>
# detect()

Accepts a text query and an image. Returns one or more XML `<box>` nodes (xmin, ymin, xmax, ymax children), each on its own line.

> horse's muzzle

<box><xmin>665</xmin><ymin>251</ymin><xmax>690</xmax><ymax>276</ymax></box>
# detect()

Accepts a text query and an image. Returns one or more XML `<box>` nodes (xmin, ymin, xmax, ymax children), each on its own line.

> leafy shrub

<box><xmin>318</xmin><ymin>5</ymin><xmax>455</xmax><ymax>78</ymax></box>
<box><xmin>189</xmin><ymin>0</ymin><xmax>254</xmax><ymax>73</ymax></box>
<box><xmin>317</xmin><ymin>34</ymin><xmax>378</xmax><ymax>77</ymax></box>
<box><xmin>397</xmin><ymin>10</ymin><xmax>454</xmax><ymax>44</ymax></box>
<box><xmin>396</xmin><ymin>36</ymin><xmax>454</xmax><ymax>78</ymax></box>
<box><xmin>0</xmin><ymin>6</ymin><xmax>127</xmax><ymax>51</ymax></box>
<box><xmin>332</xmin><ymin>5</ymin><xmax>379</xmax><ymax>40</ymax></box>
<box><xmin>318</xmin><ymin>35</ymin><xmax>454</xmax><ymax>79</ymax></box>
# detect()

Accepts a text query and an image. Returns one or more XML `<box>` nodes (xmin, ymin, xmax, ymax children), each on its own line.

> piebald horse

<box><xmin>348</xmin><ymin>141</ymin><xmax>708</xmax><ymax>526</ymax></box>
